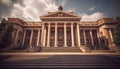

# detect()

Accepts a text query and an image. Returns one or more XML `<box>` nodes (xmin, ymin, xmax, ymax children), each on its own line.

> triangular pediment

<box><xmin>41</xmin><ymin>11</ymin><xmax>81</xmax><ymax>17</ymax></box>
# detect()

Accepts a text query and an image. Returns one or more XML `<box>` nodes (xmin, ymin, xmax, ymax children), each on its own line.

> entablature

<box><xmin>24</xmin><ymin>22</ymin><xmax>42</xmax><ymax>28</ymax></box>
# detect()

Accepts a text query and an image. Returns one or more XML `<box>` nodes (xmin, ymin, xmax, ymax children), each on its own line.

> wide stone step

<box><xmin>0</xmin><ymin>55</ymin><xmax>120</xmax><ymax>69</ymax></box>
<box><xmin>40</xmin><ymin>47</ymin><xmax>81</xmax><ymax>52</ymax></box>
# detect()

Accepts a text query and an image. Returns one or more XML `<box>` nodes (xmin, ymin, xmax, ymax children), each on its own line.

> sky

<box><xmin>0</xmin><ymin>0</ymin><xmax>120</xmax><ymax>21</ymax></box>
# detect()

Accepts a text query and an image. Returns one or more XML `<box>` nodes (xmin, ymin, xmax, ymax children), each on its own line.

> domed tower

<box><xmin>58</xmin><ymin>5</ymin><xmax>63</xmax><ymax>11</ymax></box>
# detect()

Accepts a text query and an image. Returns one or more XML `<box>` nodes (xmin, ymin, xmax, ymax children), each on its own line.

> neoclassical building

<box><xmin>2</xmin><ymin>6</ymin><xmax>118</xmax><ymax>51</ymax></box>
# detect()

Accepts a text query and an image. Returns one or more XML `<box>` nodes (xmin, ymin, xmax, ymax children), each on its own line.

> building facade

<box><xmin>2</xmin><ymin>6</ymin><xmax>118</xmax><ymax>50</ymax></box>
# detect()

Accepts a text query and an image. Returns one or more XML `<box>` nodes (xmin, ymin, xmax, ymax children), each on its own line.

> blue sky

<box><xmin>0</xmin><ymin>0</ymin><xmax>120</xmax><ymax>21</ymax></box>
<box><xmin>60</xmin><ymin>0</ymin><xmax>120</xmax><ymax>17</ymax></box>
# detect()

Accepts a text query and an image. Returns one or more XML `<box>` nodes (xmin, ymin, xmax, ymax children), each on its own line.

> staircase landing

<box><xmin>40</xmin><ymin>47</ymin><xmax>82</xmax><ymax>52</ymax></box>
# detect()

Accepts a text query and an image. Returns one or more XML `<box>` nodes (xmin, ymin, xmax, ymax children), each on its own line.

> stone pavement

<box><xmin>0</xmin><ymin>52</ymin><xmax>120</xmax><ymax>69</ymax></box>
<box><xmin>0</xmin><ymin>52</ymin><xmax>120</xmax><ymax>55</ymax></box>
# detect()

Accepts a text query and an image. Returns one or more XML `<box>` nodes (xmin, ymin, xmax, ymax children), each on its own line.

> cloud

<box><xmin>89</xmin><ymin>7</ymin><xmax>95</xmax><ymax>11</ymax></box>
<box><xmin>0</xmin><ymin>0</ymin><xmax>58</xmax><ymax>21</ymax></box>
<box><xmin>0</xmin><ymin>0</ymin><xmax>105</xmax><ymax>22</ymax></box>
<box><xmin>0</xmin><ymin>0</ymin><xmax>14</xmax><ymax>20</ymax></box>
<box><xmin>11</xmin><ymin>0</ymin><xmax>58</xmax><ymax>21</ymax></box>
<box><xmin>0</xmin><ymin>0</ymin><xmax>12</xmax><ymax>6</ymax></box>
<box><xmin>81</xmin><ymin>12</ymin><xmax>106</xmax><ymax>21</ymax></box>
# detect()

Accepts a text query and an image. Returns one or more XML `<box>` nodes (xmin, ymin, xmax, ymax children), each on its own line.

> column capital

<box><xmin>64</xmin><ymin>23</ymin><xmax>67</xmax><ymax>25</ymax></box>
<box><xmin>55</xmin><ymin>22</ymin><xmax>57</xmax><ymax>25</ymax></box>
<box><xmin>77</xmin><ymin>23</ymin><xmax>79</xmax><ymax>25</ymax></box>
<box><xmin>47</xmin><ymin>23</ymin><xmax>50</xmax><ymax>26</ymax></box>
<box><xmin>42</xmin><ymin>22</ymin><xmax>45</xmax><ymax>24</ymax></box>
<box><xmin>47</xmin><ymin>22</ymin><xmax>51</xmax><ymax>25</ymax></box>
<box><xmin>71</xmin><ymin>22</ymin><xmax>74</xmax><ymax>25</ymax></box>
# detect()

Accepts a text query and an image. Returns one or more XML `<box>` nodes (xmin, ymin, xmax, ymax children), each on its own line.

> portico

<box><xmin>22</xmin><ymin>22</ymin><xmax>100</xmax><ymax>48</ymax></box>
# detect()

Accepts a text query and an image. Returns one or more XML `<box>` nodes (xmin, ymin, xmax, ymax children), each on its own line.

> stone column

<box><xmin>90</xmin><ymin>30</ymin><xmax>94</xmax><ymax>46</ymax></box>
<box><xmin>77</xmin><ymin>24</ymin><xmax>80</xmax><ymax>47</ymax></box>
<box><xmin>83</xmin><ymin>30</ymin><xmax>86</xmax><ymax>46</ymax></box>
<box><xmin>64</xmin><ymin>23</ymin><xmax>67</xmax><ymax>47</ymax></box>
<box><xmin>71</xmin><ymin>23</ymin><xmax>74</xmax><ymax>47</ymax></box>
<box><xmin>41</xmin><ymin>24</ymin><xmax>44</xmax><ymax>46</ymax></box>
<box><xmin>47</xmin><ymin>23</ymin><xmax>51</xmax><ymax>47</ymax></box>
<box><xmin>15</xmin><ymin>29</ymin><xmax>19</xmax><ymax>45</ymax></box>
<box><xmin>55</xmin><ymin>23</ymin><xmax>57</xmax><ymax>47</ymax></box>
<box><xmin>105</xmin><ymin>28</ymin><xmax>111</xmax><ymax>45</ymax></box>
<box><xmin>30</xmin><ymin>30</ymin><xmax>33</xmax><ymax>47</ymax></box>
<box><xmin>37</xmin><ymin>29</ymin><xmax>40</xmax><ymax>46</ymax></box>
<box><xmin>109</xmin><ymin>28</ymin><xmax>114</xmax><ymax>46</ymax></box>
<box><xmin>22</xmin><ymin>29</ymin><xmax>26</xmax><ymax>46</ymax></box>
<box><xmin>97</xmin><ymin>30</ymin><xmax>101</xmax><ymax>46</ymax></box>
<box><xmin>43</xmin><ymin>27</ymin><xmax>46</xmax><ymax>47</ymax></box>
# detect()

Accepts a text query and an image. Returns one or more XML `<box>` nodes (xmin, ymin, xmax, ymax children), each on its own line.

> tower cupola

<box><xmin>58</xmin><ymin>5</ymin><xmax>63</xmax><ymax>11</ymax></box>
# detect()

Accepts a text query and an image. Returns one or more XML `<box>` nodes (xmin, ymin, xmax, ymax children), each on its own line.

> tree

<box><xmin>0</xmin><ymin>23</ymin><xmax>13</xmax><ymax>51</ymax></box>
<box><xmin>113</xmin><ymin>17</ymin><xmax>120</xmax><ymax>47</ymax></box>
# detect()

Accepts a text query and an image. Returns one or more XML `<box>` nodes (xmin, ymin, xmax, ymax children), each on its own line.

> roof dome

<box><xmin>58</xmin><ymin>5</ymin><xmax>63</xmax><ymax>11</ymax></box>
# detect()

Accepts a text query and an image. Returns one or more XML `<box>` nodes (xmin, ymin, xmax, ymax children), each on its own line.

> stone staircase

<box><xmin>0</xmin><ymin>55</ymin><xmax>120</xmax><ymax>69</ymax></box>
<box><xmin>40</xmin><ymin>47</ymin><xmax>81</xmax><ymax>52</ymax></box>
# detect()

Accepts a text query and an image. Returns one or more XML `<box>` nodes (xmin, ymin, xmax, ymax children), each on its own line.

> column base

<box><xmin>64</xmin><ymin>45</ymin><xmax>67</xmax><ymax>47</ymax></box>
<box><xmin>54</xmin><ymin>46</ymin><xmax>57</xmax><ymax>47</ymax></box>
<box><xmin>71</xmin><ymin>46</ymin><xmax>75</xmax><ymax>47</ymax></box>
<box><xmin>46</xmin><ymin>45</ymin><xmax>50</xmax><ymax>47</ymax></box>
<box><xmin>26</xmin><ymin>47</ymin><xmax>41</xmax><ymax>52</ymax></box>
<box><xmin>85</xmin><ymin>46</ymin><xmax>91</xmax><ymax>52</ymax></box>
<box><xmin>77</xmin><ymin>45</ymin><xmax>81</xmax><ymax>47</ymax></box>
<box><xmin>109</xmin><ymin>45</ymin><xmax>116</xmax><ymax>51</ymax></box>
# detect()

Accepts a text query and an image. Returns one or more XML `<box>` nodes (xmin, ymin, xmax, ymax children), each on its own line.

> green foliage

<box><xmin>0</xmin><ymin>23</ymin><xmax>14</xmax><ymax>50</ymax></box>
<box><xmin>113</xmin><ymin>17</ymin><xmax>120</xmax><ymax>46</ymax></box>
<box><xmin>0</xmin><ymin>23</ymin><xmax>5</xmax><ymax>33</ymax></box>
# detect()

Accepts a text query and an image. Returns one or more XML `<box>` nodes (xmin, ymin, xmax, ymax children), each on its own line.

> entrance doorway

<box><xmin>58</xmin><ymin>28</ymin><xmax>64</xmax><ymax>47</ymax></box>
